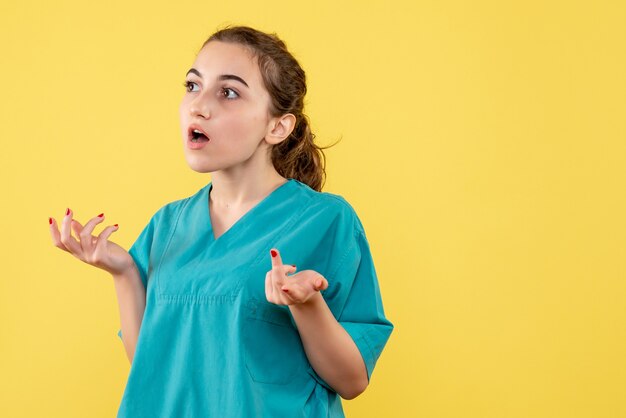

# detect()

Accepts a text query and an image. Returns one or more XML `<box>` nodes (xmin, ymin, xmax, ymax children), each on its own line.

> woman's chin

<box><xmin>184</xmin><ymin>157</ymin><xmax>216</xmax><ymax>173</ymax></box>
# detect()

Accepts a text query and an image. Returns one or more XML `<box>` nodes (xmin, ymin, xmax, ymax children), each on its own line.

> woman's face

<box><xmin>179</xmin><ymin>41</ymin><xmax>275</xmax><ymax>173</ymax></box>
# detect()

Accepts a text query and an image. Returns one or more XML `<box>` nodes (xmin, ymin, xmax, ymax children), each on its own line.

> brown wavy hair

<box><xmin>200</xmin><ymin>24</ymin><xmax>339</xmax><ymax>192</ymax></box>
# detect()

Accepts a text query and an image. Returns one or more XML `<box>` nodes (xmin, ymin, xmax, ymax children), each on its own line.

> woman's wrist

<box><xmin>111</xmin><ymin>262</ymin><xmax>141</xmax><ymax>283</ymax></box>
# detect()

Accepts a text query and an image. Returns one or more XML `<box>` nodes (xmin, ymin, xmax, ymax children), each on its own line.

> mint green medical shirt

<box><xmin>116</xmin><ymin>178</ymin><xmax>393</xmax><ymax>417</ymax></box>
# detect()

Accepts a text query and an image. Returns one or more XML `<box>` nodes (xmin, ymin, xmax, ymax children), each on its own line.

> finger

<box><xmin>284</xmin><ymin>264</ymin><xmax>297</xmax><ymax>276</ymax></box>
<box><xmin>60</xmin><ymin>208</ymin><xmax>83</xmax><ymax>255</ymax></box>
<box><xmin>93</xmin><ymin>224</ymin><xmax>119</xmax><ymax>256</ymax></box>
<box><xmin>315</xmin><ymin>277</ymin><xmax>329</xmax><ymax>291</ymax></box>
<box><xmin>71</xmin><ymin>219</ymin><xmax>83</xmax><ymax>235</ymax></box>
<box><xmin>270</xmin><ymin>265</ymin><xmax>285</xmax><ymax>289</ymax></box>
<box><xmin>71</xmin><ymin>219</ymin><xmax>97</xmax><ymax>245</ymax></box>
<box><xmin>79</xmin><ymin>213</ymin><xmax>106</xmax><ymax>254</ymax></box>
<box><xmin>265</xmin><ymin>271</ymin><xmax>273</xmax><ymax>302</ymax></box>
<box><xmin>96</xmin><ymin>223</ymin><xmax>119</xmax><ymax>242</ymax></box>
<box><xmin>268</xmin><ymin>271</ymin><xmax>282</xmax><ymax>303</ymax></box>
<box><xmin>281</xmin><ymin>282</ymin><xmax>297</xmax><ymax>297</ymax></box>
<box><xmin>280</xmin><ymin>285</ymin><xmax>296</xmax><ymax>304</ymax></box>
<box><xmin>269</xmin><ymin>248</ymin><xmax>283</xmax><ymax>269</ymax></box>
<box><xmin>49</xmin><ymin>217</ymin><xmax>70</xmax><ymax>252</ymax></box>
<box><xmin>71</xmin><ymin>219</ymin><xmax>87</xmax><ymax>250</ymax></box>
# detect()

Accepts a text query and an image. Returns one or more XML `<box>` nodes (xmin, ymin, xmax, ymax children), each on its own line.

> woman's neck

<box><xmin>209</xmin><ymin>170</ymin><xmax>287</xmax><ymax>209</ymax></box>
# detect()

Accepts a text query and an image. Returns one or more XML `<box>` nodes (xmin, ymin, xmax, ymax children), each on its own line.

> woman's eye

<box><xmin>183</xmin><ymin>80</ymin><xmax>198</xmax><ymax>92</ymax></box>
<box><xmin>182</xmin><ymin>81</ymin><xmax>238</xmax><ymax>100</ymax></box>
<box><xmin>222</xmin><ymin>87</ymin><xmax>239</xmax><ymax>100</ymax></box>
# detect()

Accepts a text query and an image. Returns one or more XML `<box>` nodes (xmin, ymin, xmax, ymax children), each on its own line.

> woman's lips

<box><xmin>188</xmin><ymin>125</ymin><xmax>210</xmax><ymax>140</ymax></box>
<box><xmin>187</xmin><ymin>135</ymin><xmax>210</xmax><ymax>149</ymax></box>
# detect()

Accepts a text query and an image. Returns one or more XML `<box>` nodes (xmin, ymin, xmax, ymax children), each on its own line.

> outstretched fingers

<box><xmin>267</xmin><ymin>248</ymin><xmax>312</xmax><ymax>304</ymax></box>
<box><xmin>50</xmin><ymin>209</ymin><xmax>119</xmax><ymax>261</ymax></box>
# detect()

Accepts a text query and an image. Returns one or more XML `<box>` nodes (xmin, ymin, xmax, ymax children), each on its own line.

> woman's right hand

<box><xmin>49</xmin><ymin>208</ymin><xmax>136</xmax><ymax>277</ymax></box>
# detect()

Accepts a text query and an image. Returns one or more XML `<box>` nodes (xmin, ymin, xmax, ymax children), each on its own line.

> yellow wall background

<box><xmin>1</xmin><ymin>0</ymin><xmax>624</xmax><ymax>417</ymax></box>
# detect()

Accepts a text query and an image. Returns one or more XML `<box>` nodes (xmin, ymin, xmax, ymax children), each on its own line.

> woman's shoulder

<box><xmin>292</xmin><ymin>179</ymin><xmax>365</xmax><ymax>235</ymax></box>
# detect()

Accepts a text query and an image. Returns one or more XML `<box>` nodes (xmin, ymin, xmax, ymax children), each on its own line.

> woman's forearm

<box><xmin>288</xmin><ymin>292</ymin><xmax>368</xmax><ymax>400</ymax></box>
<box><xmin>112</xmin><ymin>264</ymin><xmax>146</xmax><ymax>364</ymax></box>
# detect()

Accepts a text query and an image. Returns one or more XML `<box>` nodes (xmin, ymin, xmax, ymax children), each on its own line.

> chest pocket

<box><xmin>242</xmin><ymin>297</ymin><xmax>309</xmax><ymax>385</ymax></box>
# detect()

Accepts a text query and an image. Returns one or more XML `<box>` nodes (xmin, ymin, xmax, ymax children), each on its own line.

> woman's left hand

<box><xmin>265</xmin><ymin>248</ymin><xmax>328</xmax><ymax>306</ymax></box>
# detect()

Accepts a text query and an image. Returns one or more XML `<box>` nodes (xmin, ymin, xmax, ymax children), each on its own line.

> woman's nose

<box><xmin>188</xmin><ymin>93</ymin><xmax>212</xmax><ymax>119</ymax></box>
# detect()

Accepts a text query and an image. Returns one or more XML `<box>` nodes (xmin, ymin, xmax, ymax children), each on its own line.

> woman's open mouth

<box><xmin>190</xmin><ymin>129</ymin><xmax>210</xmax><ymax>143</ymax></box>
<box><xmin>187</xmin><ymin>126</ymin><xmax>211</xmax><ymax>149</ymax></box>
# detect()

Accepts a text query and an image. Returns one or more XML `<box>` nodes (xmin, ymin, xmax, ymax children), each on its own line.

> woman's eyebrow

<box><xmin>185</xmin><ymin>68</ymin><xmax>249</xmax><ymax>88</ymax></box>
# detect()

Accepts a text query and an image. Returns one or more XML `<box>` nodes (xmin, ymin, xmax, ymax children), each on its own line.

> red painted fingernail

<box><xmin>49</xmin><ymin>217</ymin><xmax>53</xmax><ymax>225</ymax></box>
<box><xmin>98</xmin><ymin>213</ymin><xmax>104</xmax><ymax>218</ymax></box>
<box><xmin>66</xmin><ymin>208</ymin><xmax>70</xmax><ymax>216</ymax></box>
<box><xmin>282</xmin><ymin>288</ymin><xmax>289</xmax><ymax>293</ymax></box>
<box><xmin>271</xmin><ymin>250</ymin><xmax>277</xmax><ymax>257</ymax></box>
<box><xmin>292</xmin><ymin>264</ymin><xmax>296</xmax><ymax>268</ymax></box>
<box><xmin>114</xmin><ymin>224</ymin><xmax>118</xmax><ymax>227</ymax></box>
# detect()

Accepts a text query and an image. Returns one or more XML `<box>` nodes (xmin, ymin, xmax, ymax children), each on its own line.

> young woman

<box><xmin>49</xmin><ymin>25</ymin><xmax>393</xmax><ymax>417</ymax></box>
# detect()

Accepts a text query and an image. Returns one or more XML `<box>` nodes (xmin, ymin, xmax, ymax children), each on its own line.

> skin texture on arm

<box><xmin>289</xmin><ymin>292</ymin><xmax>369</xmax><ymax>399</ymax></box>
<box><xmin>112</xmin><ymin>264</ymin><xmax>146</xmax><ymax>364</ymax></box>
<box><xmin>265</xmin><ymin>249</ymin><xmax>368</xmax><ymax>400</ymax></box>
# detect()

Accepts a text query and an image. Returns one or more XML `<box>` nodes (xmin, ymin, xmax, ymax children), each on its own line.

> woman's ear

<box><xmin>265</xmin><ymin>113</ymin><xmax>296</xmax><ymax>145</ymax></box>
